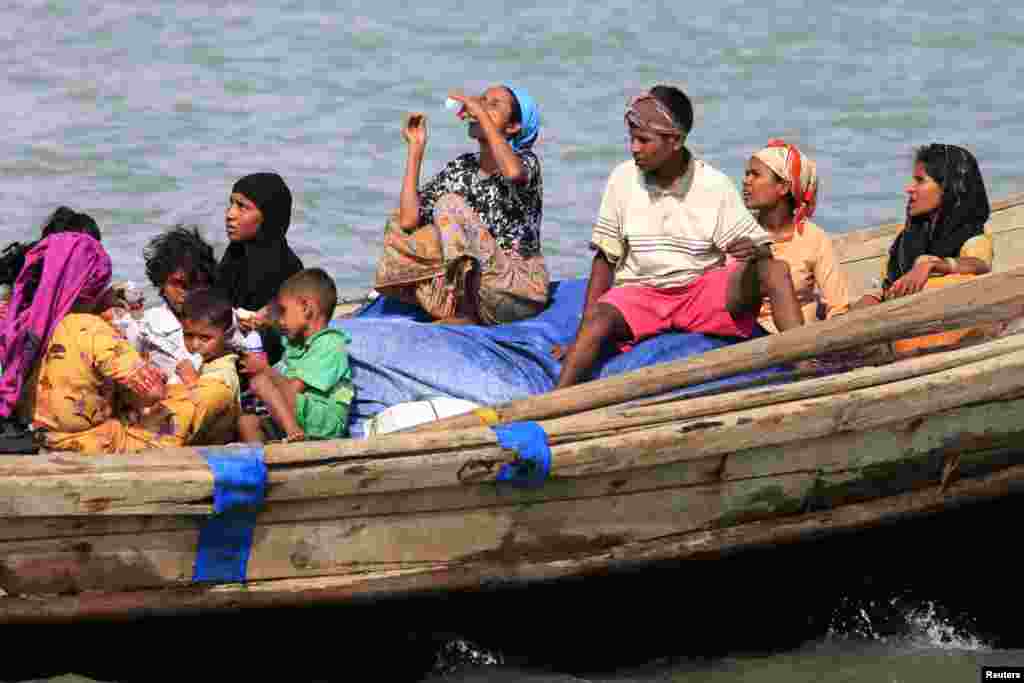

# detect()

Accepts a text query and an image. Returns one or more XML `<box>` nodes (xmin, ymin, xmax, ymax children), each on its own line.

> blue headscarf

<box><xmin>506</xmin><ymin>85</ymin><xmax>540</xmax><ymax>152</ymax></box>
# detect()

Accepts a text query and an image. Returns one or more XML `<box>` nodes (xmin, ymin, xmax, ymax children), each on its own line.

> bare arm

<box><xmin>945</xmin><ymin>256</ymin><xmax>989</xmax><ymax>275</ymax></box>
<box><xmin>398</xmin><ymin>113</ymin><xmax>428</xmax><ymax>231</ymax></box>
<box><xmin>889</xmin><ymin>254</ymin><xmax>990</xmax><ymax>299</ymax></box>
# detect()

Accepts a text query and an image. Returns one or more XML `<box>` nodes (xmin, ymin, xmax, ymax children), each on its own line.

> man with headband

<box><xmin>554</xmin><ymin>85</ymin><xmax>805</xmax><ymax>388</ymax></box>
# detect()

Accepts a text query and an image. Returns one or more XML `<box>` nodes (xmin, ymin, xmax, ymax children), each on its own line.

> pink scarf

<box><xmin>0</xmin><ymin>233</ymin><xmax>112</xmax><ymax>417</ymax></box>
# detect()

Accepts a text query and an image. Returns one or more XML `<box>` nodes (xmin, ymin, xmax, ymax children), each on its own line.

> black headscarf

<box><xmin>217</xmin><ymin>172</ymin><xmax>303</xmax><ymax>311</ymax></box>
<box><xmin>885</xmin><ymin>144</ymin><xmax>990</xmax><ymax>287</ymax></box>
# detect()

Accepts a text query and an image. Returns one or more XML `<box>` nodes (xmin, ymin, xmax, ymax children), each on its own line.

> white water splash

<box><xmin>905</xmin><ymin>601</ymin><xmax>990</xmax><ymax>651</ymax></box>
<box><xmin>826</xmin><ymin>595</ymin><xmax>990</xmax><ymax>651</ymax></box>
<box><xmin>433</xmin><ymin>637</ymin><xmax>504</xmax><ymax>676</ymax></box>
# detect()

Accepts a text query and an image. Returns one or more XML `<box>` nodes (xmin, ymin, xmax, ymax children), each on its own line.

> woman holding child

<box><xmin>374</xmin><ymin>85</ymin><xmax>549</xmax><ymax>325</ymax></box>
<box><xmin>742</xmin><ymin>139</ymin><xmax>850</xmax><ymax>331</ymax></box>
<box><xmin>853</xmin><ymin>144</ymin><xmax>993</xmax><ymax>352</ymax></box>
<box><xmin>2</xmin><ymin>232</ymin><xmax>240</xmax><ymax>453</ymax></box>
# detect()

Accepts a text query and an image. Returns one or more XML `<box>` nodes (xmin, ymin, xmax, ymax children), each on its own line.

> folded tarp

<box><xmin>335</xmin><ymin>279</ymin><xmax>788</xmax><ymax>437</ymax></box>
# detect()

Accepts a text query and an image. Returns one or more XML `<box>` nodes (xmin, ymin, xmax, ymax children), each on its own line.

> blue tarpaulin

<box><xmin>335</xmin><ymin>279</ymin><xmax>789</xmax><ymax>437</ymax></box>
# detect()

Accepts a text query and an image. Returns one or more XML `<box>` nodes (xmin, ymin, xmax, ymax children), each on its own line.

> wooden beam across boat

<box><xmin>415</xmin><ymin>264</ymin><xmax>1024</xmax><ymax>432</ymax></box>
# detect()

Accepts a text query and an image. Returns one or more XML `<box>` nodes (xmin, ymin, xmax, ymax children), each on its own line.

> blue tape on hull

<box><xmin>193</xmin><ymin>446</ymin><xmax>267</xmax><ymax>584</ymax></box>
<box><xmin>493</xmin><ymin>422</ymin><xmax>552</xmax><ymax>488</ymax></box>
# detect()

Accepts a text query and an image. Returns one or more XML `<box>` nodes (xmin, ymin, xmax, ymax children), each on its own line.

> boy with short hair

<box><xmin>173</xmin><ymin>288</ymin><xmax>242</xmax><ymax>445</ymax></box>
<box><xmin>238</xmin><ymin>268</ymin><xmax>352</xmax><ymax>443</ymax></box>
<box><xmin>177</xmin><ymin>289</ymin><xmax>241</xmax><ymax>397</ymax></box>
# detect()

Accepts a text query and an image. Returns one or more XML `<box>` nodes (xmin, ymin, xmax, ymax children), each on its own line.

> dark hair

<box><xmin>143</xmin><ymin>225</ymin><xmax>217</xmax><ymax>291</ymax></box>
<box><xmin>1</xmin><ymin>206</ymin><xmax>102</xmax><ymax>287</ymax></box>
<box><xmin>279</xmin><ymin>267</ymin><xmax>338</xmax><ymax>318</ymax></box>
<box><xmin>503</xmin><ymin>86</ymin><xmax>523</xmax><ymax>126</ymax></box>
<box><xmin>650</xmin><ymin>85</ymin><xmax>694</xmax><ymax>135</ymax></box>
<box><xmin>41</xmin><ymin>206</ymin><xmax>101</xmax><ymax>242</ymax></box>
<box><xmin>914</xmin><ymin>144</ymin><xmax>953</xmax><ymax>189</ymax></box>
<box><xmin>182</xmin><ymin>288</ymin><xmax>234</xmax><ymax>330</ymax></box>
<box><xmin>0</xmin><ymin>242</ymin><xmax>31</xmax><ymax>287</ymax></box>
<box><xmin>10</xmin><ymin>259</ymin><xmax>42</xmax><ymax>317</ymax></box>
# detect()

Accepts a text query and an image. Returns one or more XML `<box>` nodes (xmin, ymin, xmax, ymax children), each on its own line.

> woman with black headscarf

<box><xmin>217</xmin><ymin>172</ymin><xmax>303</xmax><ymax>364</ymax></box>
<box><xmin>218</xmin><ymin>172</ymin><xmax>303</xmax><ymax>310</ymax></box>
<box><xmin>854</xmin><ymin>144</ymin><xmax>993</xmax><ymax>351</ymax></box>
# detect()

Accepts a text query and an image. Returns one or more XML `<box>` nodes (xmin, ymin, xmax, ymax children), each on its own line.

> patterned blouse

<box><xmin>417</xmin><ymin>151</ymin><xmax>543</xmax><ymax>258</ymax></box>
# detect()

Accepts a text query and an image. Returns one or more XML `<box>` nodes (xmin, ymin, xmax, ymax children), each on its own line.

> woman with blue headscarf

<box><xmin>374</xmin><ymin>85</ymin><xmax>549</xmax><ymax>325</ymax></box>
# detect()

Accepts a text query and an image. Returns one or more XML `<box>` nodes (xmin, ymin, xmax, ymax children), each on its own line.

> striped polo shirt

<box><xmin>590</xmin><ymin>158</ymin><xmax>769</xmax><ymax>289</ymax></box>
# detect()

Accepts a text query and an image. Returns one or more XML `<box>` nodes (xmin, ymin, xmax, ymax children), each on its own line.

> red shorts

<box><xmin>599</xmin><ymin>262</ymin><xmax>756</xmax><ymax>350</ymax></box>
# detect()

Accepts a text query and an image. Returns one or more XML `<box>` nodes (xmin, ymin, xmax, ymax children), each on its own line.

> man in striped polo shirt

<box><xmin>554</xmin><ymin>85</ymin><xmax>805</xmax><ymax>388</ymax></box>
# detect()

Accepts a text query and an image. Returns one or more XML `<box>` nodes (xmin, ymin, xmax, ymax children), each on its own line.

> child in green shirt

<box><xmin>238</xmin><ymin>268</ymin><xmax>352</xmax><ymax>442</ymax></box>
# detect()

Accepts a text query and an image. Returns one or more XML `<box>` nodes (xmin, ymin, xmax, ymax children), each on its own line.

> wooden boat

<box><xmin>1</xmin><ymin>195</ymin><xmax>1023</xmax><ymax>623</ymax></box>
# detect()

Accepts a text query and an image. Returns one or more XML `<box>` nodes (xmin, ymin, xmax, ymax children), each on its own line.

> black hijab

<box><xmin>885</xmin><ymin>144</ymin><xmax>990</xmax><ymax>287</ymax></box>
<box><xmin>217</xmin><ymin>172</ymin><xmax>304</xmax><ymax>311</ymax></box>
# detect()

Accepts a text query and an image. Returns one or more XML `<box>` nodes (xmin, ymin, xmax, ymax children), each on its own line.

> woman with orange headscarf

<box><xmin>742</xmin><ymin>140</ymin><xmax>850</xmax><ymax>332</ymax></box>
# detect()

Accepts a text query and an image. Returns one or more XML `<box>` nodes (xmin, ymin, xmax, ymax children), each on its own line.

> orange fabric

<box><xmin>891</xmin><ymin>274</ymin><xmax>986</xmax><ymax>354</ymax></box>
<box><xmin>763</xmin><ymin>139</ymin><xmax>817</xmax><ymax>231</ymax></box>
<box><xmin>758</xmin><ymin>221</ymin><xmax>850</xmax><ymax>332</ymax></box>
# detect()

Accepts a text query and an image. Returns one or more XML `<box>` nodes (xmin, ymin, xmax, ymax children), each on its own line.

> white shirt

<box><xmin>590</xmin><ymin>158</ymin><xmax>770</xmax><ymax>289</ymax></box>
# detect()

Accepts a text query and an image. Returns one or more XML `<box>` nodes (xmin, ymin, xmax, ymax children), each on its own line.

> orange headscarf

<box><xmin>753</xmin><ymin>139</ymin><xmax>818</xmax><ymax>233</ymax></box>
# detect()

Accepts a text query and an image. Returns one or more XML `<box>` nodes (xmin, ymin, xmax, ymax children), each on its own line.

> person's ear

<box><xmin>779</xmin><ymin>180</ymin><xmax>793</xmax><ymax>202</ymax></box>
<box><xmin>301</xmin><ymin>296</ymin><xmax>315</xmax><ymax>320</ymax></box>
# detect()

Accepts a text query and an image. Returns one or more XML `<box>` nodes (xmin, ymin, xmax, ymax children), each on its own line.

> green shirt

<box><xmin>282</xmin><ymin>327</ymin><xmax>353</xmax><ymax>439</ymax></box>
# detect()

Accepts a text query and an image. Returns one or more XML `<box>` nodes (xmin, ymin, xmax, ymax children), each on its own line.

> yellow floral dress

<box><xmin>19</xmin><ymin>313</ymin><xmax>237</xmax><ymax>454</ymax></box>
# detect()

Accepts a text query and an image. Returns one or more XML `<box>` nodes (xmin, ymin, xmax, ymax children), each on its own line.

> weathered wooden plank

<box><xmin>0</xmin><ymin>457</ymin><xmax>728</xmax><ymax>543</ymax></box>
<box><xmin>5</xmin><ymin>459</ymin><xmax>1024</xmax><ymax>624</ymax></box>
<box><xmin>0</xmin><ymin>457</ymin><xmax>214</xmax><ymax>518</ymax></box>
<box><xmin>541</xmin><ymin>334</ymin><xmax>1024</xmax><ymax>441</ymax></box>
<box><xmin>276</xmin><ymin>351</ymin><xmax>1024</xmax><ymax>500</ymax></box>
<box><xmin>3</xmin><ymin>393</ymin><xmax>1023</xmax><ymax>595</ymax></box>
<box><xmin>4</xmin><ymin>390</ymin><xmax>1023</xmax><ymax>548</ymax></box>
<box><xmin>994</xmin><ymin>226</ymin><xmax>1024</xmax><ymax>273</ymax></box>
<box><xmin>415</xmin><ymin>267</ymin><xmax>1024</xmax><ymax>432</ymax></box>
<box><xmin>0</xmin><ymin>472</ymin><xmax>820</xmax><ymax>595</ymax></box>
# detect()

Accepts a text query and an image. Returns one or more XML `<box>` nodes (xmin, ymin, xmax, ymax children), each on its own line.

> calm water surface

<box><xmin>2</xmin><ymin>0</ymin><xmax>1023</xmax><ymax>295</ymax></box>
<box><xmin>3</xmin><ymin>1</ymin><xmax>1024</xmax><ymax>680</ymax></box>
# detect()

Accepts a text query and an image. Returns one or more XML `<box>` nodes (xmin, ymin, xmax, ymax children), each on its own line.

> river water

<box><xmin>2</xmin><ymin>1</ymin><xmax>1024</xmax><ymax>680</ymax></box>
<box><xmin>2</xmin><ymin>0</ymin><xmax>1023</xmax><ymax>293</ymax></box>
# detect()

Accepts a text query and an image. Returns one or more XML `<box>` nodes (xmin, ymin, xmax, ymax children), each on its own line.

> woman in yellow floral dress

<box><xmin>1</xmin><ymin>233</ymin><xmax>236</xmax><ymax>453</ymax></box>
